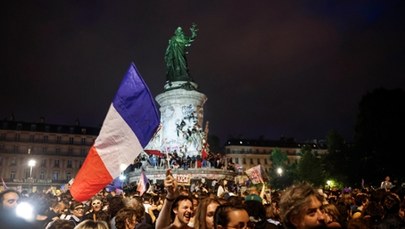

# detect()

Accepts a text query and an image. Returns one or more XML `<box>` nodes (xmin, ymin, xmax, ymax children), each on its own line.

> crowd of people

<box><xmin>133</xmin><ymin>152</ymin><xmax>237</xmax><ymax>172</ymax></box>
<box><xmin>1</xmin><ymin>173</ymin><xmax>405</xmax><ymax>229</ymax></box>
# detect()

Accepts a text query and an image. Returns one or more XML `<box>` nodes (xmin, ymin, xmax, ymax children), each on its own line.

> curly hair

<box><xmin>115</xmin><ymin>207</ymin><xmax>137</xmax><ymax>229</ymax></box>
<box><xmin>279</xmin><ymin>182</ymin><xmax>324</xmax><ymax>229</ymax></box>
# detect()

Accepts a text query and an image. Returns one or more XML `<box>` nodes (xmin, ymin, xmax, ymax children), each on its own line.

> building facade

<box><xmin>0</xmin><ymin>119</ymin><xmax>99</xmax><ymax>192</ymax></box>
<box><xmin>225</xmin><ymin>139</ymin><xmax>328</xmax><ymax>173</ymax></box>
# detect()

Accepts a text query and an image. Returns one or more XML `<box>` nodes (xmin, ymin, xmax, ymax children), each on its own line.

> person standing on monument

<box><xmin>165</xmin><ymin>23</ymin><xmax>198</xmax><ymax>82</ymax></box>
<box><xmin>380</xmin><ymin>176</ymin><xmax>393</xmax><ymax>191</ymax></box>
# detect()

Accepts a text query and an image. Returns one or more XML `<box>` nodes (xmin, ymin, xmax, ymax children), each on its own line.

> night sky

<box><xmin>2</xmin><ymin>1</ymin><xmax>405</xmax><ymax>144</ymax></box>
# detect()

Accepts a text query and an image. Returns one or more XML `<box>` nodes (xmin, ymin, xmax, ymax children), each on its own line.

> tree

<box><xmin>322</xmin><ymin>130</ymin><xmax>350</xmax><ymax>185</ymax></box>
<box><xmin>297</xmin><ymin>145</ymin><xmax>324</xmax><ymax>187</ymax></box>
<box><xmin>353</xmin><ymin>88</ymin><xmax>405</xmax><ymax>185</ymax></box>
<box><xmin>269</xmin><ymin>148</ymin><xmax>290</xmax><ymax>189</ymax></box>
<box><xmin>270</xmin><ymin>148</ymin><xmax>288</xmax><ymax>166</ymax></box>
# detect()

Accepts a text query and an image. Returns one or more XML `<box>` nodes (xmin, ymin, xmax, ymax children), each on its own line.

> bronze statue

<box><xmin>165</xmin><ymin>23</ymin><xmax>198</xmax><ymax>82</ymax></box>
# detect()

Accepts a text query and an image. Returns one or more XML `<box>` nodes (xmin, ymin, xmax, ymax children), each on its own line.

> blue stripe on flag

<box><xmin>112</xmin><ymin>62</ymin><xmax>160</xmax><ymax>147</ymax></box>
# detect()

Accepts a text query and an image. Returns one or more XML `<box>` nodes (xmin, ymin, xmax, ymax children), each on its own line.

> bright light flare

<box><xmin>277</xmin><ymin>167</ymin><xmax>283</xmax><ymax>176</ymax></box>
<box><xmin>120</xmin><ymin>163</ymin><xmax>127</xmax><ymax>172</ymax></box>
<box><xmin>16</xmin><ymin>202</ymin><xmax>35</xmax><ymax>221</ymax></box>
<box><xmin>119</xmin><ymin>174</ymin><xmax>126</xmax><ymax>181</ymax></box>
<box><xmin>28</xmin><ymin>159</ymin><xmax>36</xmax><ymax>167</ymax></box>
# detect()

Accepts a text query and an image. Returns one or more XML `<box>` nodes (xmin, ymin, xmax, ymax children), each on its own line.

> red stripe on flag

<box><xmin>70</xmin><ymin>146</ymin><xmax>112</xmax><ymax>201</ymax></box>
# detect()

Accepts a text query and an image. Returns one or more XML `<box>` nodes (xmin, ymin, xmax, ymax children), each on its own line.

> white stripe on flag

<box><xmin>95</xmin><ymin>104</ymin><xmax>142</xmax><ymax>179</ymax></box>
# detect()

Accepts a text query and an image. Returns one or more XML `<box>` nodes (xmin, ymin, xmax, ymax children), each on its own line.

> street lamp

<box><xmin>277</xmin><ymin>167</ymin><xmax>283</xmax><ymax>176</ymax></box>
<box><xmin>326</xmin><ymin>180</ymin><xmax>334</xmax><ymax>190</ymax></box>
<box><xmin>28</xmin><ymin>159</ymin><xmax>36</xmax><ymax>178</ymax></box>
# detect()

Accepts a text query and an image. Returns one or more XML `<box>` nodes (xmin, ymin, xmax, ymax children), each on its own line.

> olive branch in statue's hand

<box><xmin>191</xmin><ymin>23</ymin><xmax>198</xmax><ymax>33</ymax></box>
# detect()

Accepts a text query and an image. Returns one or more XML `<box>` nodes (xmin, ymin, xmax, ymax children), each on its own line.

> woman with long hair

<box><xmin>194</xmin><ymin>196</ymin><xmax>221</xmax><ymax>229</ymax></box>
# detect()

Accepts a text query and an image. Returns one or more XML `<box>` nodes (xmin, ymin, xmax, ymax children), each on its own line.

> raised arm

<box><xmin>259</xmin><ymin>178</ymin><xmax>266</xmax><ymax>201</ymax></box>
<box><xmin>155</xmin><ymin>170</ymin><xmax>179</xmax><ymax>229</ymax></box>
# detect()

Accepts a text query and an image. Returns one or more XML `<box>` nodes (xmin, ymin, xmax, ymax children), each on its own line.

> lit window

<box><xmin>53</xmin><ymin>171</ymin><xmax>59</xmax><ymax>180</ymax></box>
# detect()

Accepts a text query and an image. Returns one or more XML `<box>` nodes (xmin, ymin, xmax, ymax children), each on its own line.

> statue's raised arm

<box><xmin>165</xmin><ymin>24</ymin><xmax>198</xmax><ymax>82</ymax></box>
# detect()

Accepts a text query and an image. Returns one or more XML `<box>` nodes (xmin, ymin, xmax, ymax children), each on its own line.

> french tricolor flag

<box><xmin>70</xmin><ymin>62</ymin><xmax>160</xmax><ymax>202</ymax></box>
<box><xmin>137</xmin><ymin>170</ymin><xmax>149</xmax><ymax>196</ymax></box>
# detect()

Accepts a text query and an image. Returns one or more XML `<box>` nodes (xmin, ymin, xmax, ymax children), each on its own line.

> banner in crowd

<box><xmin>245</xmin><ymin>164</ymin><xmax>266</xmax><ymax>184</ymax></box>
<box><xmin>70</xmin><ymin>62</ymin><xmax>160</xmax><ymax>202</ymax></box>
<box><xmin>174</xmin><ymin>174</ymin><xmax>192</xmax><ymax>185</ymax></box>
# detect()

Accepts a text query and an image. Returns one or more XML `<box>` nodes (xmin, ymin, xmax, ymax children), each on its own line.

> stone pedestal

<box><xmin>145</xmin><ymin>81</ymin><xmax>207</xmax><ymax>158</ymax></box>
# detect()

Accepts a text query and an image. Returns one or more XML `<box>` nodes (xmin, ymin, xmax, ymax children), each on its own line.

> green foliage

<box><xmin>326</xmin><ymin>130</ymin><xmax>345</xmax><ymax>153</ymax></box>
<box><xmin>262</xmin><ymin>88</ymin><xmax>405</xmax><ymax>189</ymax></box>
<box><xmin>321</xmin><ymin>129</ymin><xmax>350</xmax><ymax>185</ymax></box>
<box><xmin>353</xmin><ymin>88</ymin><xmax>405</xmax><ymax>184</ymax></box>
<box><xmin>270</xmin><ymin>148</ymin><xmax>288</xmax><ymax>167</ymax></box>
<box><xmin>268</xmin><ymin>148</ymin><xmax>290</xmax><ymax>189</ymax></box>
<box><xmin>297</xmin><ymin>146</ymin><xmax>324</xmax><ymax>187</ymax></box>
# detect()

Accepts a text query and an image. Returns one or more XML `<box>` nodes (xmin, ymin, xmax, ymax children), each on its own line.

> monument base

<box><xmin>127</xmin><ymin>167</ymin><xmax>238</xmax><ymax>186</ymax></box>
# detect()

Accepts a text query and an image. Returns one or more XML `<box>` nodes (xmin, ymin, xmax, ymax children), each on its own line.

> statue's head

<box><xmin>175</xmin><ymin>27</ymin><xmax>183</xmax><ymax>35</ymax></box>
